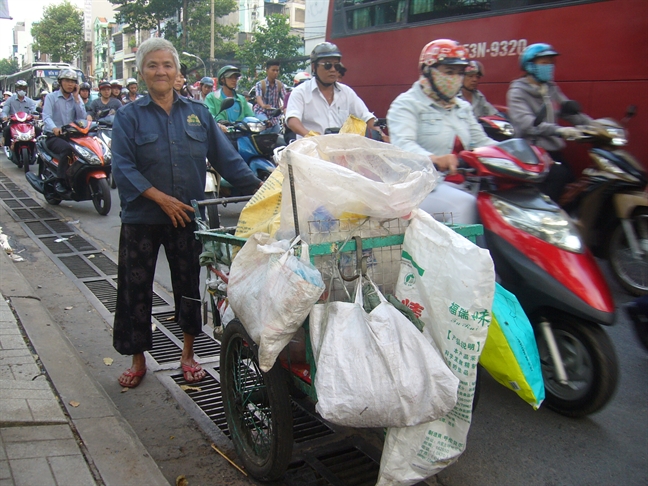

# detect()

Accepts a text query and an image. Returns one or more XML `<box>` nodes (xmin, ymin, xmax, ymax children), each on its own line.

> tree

<box><xmin>109</xmin><ymin>0</ymin><xmax>180</xmax><ymax>33</ymax></box>
<box><xmin>0</xmin><ymin>58</ymin><xmax>19</xmax><ymax>75</ymax></box>
<box><xmin>31</xmin><ymin>1</ymin><xmax>85</xmax><ymax>63</ymax></box>
<box><xmin>236</xmin><ymin>14</ymin><xmax>306</xmax><ymax>89</ymax></box>
<box><xmin>163</xmin><ymin>0</ymin><xmax>239</xmax><ymax>78</ymax></box>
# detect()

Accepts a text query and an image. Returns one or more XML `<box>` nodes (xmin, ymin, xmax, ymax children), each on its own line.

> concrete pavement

<box><xmin>0</xmin><ymin>249</ymin><xmax>170</xmax><ymax>486</ymax></box>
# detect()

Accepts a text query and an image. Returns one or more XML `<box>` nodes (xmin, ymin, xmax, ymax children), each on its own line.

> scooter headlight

<box><xmin>492</xmin><ymin>197</ymin><xmax>583</xmax><ymax>253</ymax></box>
<box><xmin>72</xmin><ymin>143</ymin><xmax>102</xmax><ymax>165</ymax></box>
<box><xmin>15</xmin><ymin>130</ymin><xmax>34</xmax><ymax>141</ymax></box>
<box><xmin>605</xmin><ymin>127</ymin><xmax>627</xmax><ymax>146</ymax></box>
<box><xmin>246</xmin><ymin>121</ymin><xmax>265</xmax><ymax>133</ymax></box>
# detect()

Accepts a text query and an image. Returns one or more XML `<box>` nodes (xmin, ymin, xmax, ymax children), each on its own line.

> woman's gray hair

<box><xmin>135</xmin><ymin>38</ymin><xmax>180</xmax><ymax>74</ymax></box>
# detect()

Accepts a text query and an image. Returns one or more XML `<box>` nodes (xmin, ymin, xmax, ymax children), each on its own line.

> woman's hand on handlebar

<box><xmin>429</xmin><ymin>154</ymin><xmax>458</xmax><ymax>174</ymax></box>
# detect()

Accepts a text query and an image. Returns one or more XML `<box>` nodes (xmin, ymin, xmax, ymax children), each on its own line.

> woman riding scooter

<box><xmin>507</xmin><ymin>43</ymin><xmax>594</xmax><ymax>201</ymax></box>
<box><xmin>387</xmin><ymin>38</ymin><xmax>496</xmax><ymax>224</ymax></box>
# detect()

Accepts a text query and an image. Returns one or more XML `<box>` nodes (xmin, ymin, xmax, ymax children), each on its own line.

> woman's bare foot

<box><xmin>118</xmin><ymin>353</ymin><xmax>146</xmax><ymax>388</ymax></box>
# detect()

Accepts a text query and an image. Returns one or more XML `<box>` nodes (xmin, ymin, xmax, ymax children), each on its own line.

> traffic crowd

<box><xmin>0</xmin><ymin>37</ymin><xmax>600</xmax><ymax>390</ymax></box>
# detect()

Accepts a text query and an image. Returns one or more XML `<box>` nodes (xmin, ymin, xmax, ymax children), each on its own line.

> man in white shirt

<box><xmin>286</xmin><ymin>42</ymin><xmax>377</xmax><ymax>138</ymax></box>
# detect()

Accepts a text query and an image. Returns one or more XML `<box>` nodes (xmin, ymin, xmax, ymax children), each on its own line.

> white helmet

<box><xmin>126</xmin><ymin>77</ymin><xmax>138</xmax><ymax>87</ymax></box>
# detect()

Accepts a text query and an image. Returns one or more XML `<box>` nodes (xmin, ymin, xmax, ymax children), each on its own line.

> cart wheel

<box><xmin>220</xmin><ymin>319</ymin><xmax>293</xmax><ymax>481</ymax></box>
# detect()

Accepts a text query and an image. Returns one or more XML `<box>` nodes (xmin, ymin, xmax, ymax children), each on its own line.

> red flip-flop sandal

<box><xmin>119</xmin><ymin>368</ymin><xmax>146</xmax><ymax>388</ymax></box>
<box><xmin>182</xmin><ymin>362</ymin><xmax>206</xmax><ymax>383</ymax></box>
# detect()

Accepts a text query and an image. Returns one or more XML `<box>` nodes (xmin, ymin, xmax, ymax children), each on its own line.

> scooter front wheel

<box><xmin>609</xmin><ymin>208</ymin><xmax>648</xmax><ymax>296</ymax></box>
<box><xmin>22</xmin><ymin>147</ymin><xmax>30</xmax><ymax>174</ymax></box>
<box><xmin>90</xmin><ymin>178</ymin><xmax>111</xmax><ymax>215</ymax></box>
<box><xmin>534</xmin><ymin>314</ymin><xmax>618</xmax><ymax>417</ymax></box>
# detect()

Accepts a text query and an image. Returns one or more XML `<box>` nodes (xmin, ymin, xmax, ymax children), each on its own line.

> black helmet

<box><xmin>79</xmin><ymin>82</ymin><xmax>91</xmax><ymax>91</ymax></box>
<box><xmin>310</xmin><ymin>42</ymin><xmax>342</xmax><ymax>64</ymax></box>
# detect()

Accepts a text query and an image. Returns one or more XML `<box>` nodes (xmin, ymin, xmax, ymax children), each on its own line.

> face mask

<box><xmin>16</xmin><ymin>90</ymin><xmax>26</xmax><ymax>97</ymax></box>
<box><xmin>431</xmin><ymin>68</ymin><xmax>463</xmax><ymax>100</ymax></box>
<box><xmin>530</xmin><ymin>63</ymin><xmax>554</xmax><ymax>83</ymax></box>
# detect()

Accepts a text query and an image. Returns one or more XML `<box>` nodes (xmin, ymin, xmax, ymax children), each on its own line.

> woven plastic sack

<box><xmin>228</xmin><ymin>233</ymin><xmax>325</xmax><ymax>371</ymax></box>
<box><xmin>480</xmin><ymin>283</ymin><xmax>545</xmax><ymax>408</ymax></box>
<box><xmin>309</xmin><ymin>276</ymin><xmax>459</xmax><ymax>428</ymax></box>
<box><xmin>377</xmin><ymin>209</ymin><xmax>495</xmax><ymax>485</ymax></box>
<box><xmin>275</xmin><ymin>134</ymin><xmax>438</xmax><ymax>241</ymax></box>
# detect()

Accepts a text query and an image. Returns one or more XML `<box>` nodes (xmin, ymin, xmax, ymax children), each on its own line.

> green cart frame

<box><xmin>192</xmin><ymin>198</ymin><xmax>482</xmax><ymax>482</ymax></box>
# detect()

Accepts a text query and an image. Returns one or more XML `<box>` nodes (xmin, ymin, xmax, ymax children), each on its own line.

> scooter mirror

<box><xmin>625</xmin><ymin>105</ymin><xmax>637</xmax><ymax>119</ymax></box>
<box><xmin>560</xmin><ymin>100</ymin><xmax>581</xmax><ymax>117</ymax></box>
<box><xmin>218</xmin><ymin>97</ymin><xmax>235</xmax><ymax>114</ymax></box>
<box><xmin>533</xmin><ymin>105</ymin><xmax>547</xmax><ymax>127</ymax></box>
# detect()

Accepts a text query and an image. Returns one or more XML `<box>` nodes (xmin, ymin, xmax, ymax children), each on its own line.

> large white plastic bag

<box><xmin>276</xmin><ymin>134</ymin><xmax>438</xmax><ymax>241</ymax></box>
<box><xmin>309</xmin><ymin>277</ymin><xmax>459</xmax><ymax>428</ymax></box>
<box><xmin>227</xmin><ymin>233</ymin><xmax>325</xmax><ymax>372</ymax></box>
<box><xmin>377</xmin><ymin>209</ymin><xmax>495</xmax><ymax>485</ymax></box>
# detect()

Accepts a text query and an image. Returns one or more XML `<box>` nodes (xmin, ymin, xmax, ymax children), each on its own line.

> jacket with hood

<box><xmin>507</xmin><ymin>77</ymin><xmax>591</xmax><ymax>152</ymax></box>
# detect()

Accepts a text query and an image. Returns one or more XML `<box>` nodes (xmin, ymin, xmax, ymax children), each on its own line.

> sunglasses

<box><xmin>318</xmin><ymin>61</ymin><xmax>341</xmax><ymax>70</ymax></box>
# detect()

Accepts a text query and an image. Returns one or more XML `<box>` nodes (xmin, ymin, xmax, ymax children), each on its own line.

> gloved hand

<box><xmin>556</xmin><ymin>126</ymin><xmax>581</xmax><ymax>140</ymax></box>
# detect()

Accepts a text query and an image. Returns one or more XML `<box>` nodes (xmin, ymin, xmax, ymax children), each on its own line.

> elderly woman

<box><xmin>112</xmin><ymin>38</ymin><xmax>261</xmax><ymax>388</ymax></box>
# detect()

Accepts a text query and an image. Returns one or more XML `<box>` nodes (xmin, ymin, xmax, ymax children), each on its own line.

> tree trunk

<box><xmin>182</xmin><ymin>0</ymin><xmax>188</xmax><ymax>49</ymax></box>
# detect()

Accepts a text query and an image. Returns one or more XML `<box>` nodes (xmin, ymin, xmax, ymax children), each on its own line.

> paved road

<box><xmin>1</xmin><ymin>154</ymin><xmax>647</xmax><ymax>486</ymax></box>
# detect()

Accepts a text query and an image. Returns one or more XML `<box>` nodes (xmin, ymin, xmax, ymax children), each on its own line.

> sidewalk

<box><xmin>0</xmin><ymin>250</ymin><xmax>170</xmax><ymax>486</ymax></box>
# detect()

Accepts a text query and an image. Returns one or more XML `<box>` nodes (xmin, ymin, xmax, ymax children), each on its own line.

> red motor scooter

<box><xmin>3</xmin><ymin>111</ymin><xmax>38</xmax><ymax>172</ymax></box>
<box><xmin>457</xmin><ymin>138</ymin><xmax>618</xmax><ymax>417</ymax></box>
<box><xmin>27</xmin><ymin>120</ymin><xmax>112</xmax><ymax>215</ymax></box>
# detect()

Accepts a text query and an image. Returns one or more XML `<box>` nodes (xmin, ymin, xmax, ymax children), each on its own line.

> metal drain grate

<box><xmin>40</xmin><ymin>236</ymin><xmax>81</xmax><ymax>254</ymax></box>
<box><xmin>152</xmin><ymin>311</ymin><xmax>221</xmax><ymax>358</ymax></box>
<box><xmin>66</xmin><ymin>235</ymin><xmax>98</xmax><ymax>252</ymax></box>
<box><xmin>171</xmin><ymin>373</ymin><xmax>230</xmax><ymax>435</ymax></box>
<box><xmin>84</xmin><ymin>280</ymin><xmax>118</xmax><ymax>313</ymax></box>
<box><xmin>87</xmin><ymin>253</ymin><xmax>118</xmax><ymax>275</ymax></box>
<box><xmin>293</xmin><ymin>401</ymin><xmax>334</xmax><ymax>443</ymax></box>
<box><xmin>150</xmin><ymin>329</ymin><xmax>182</xmax><ymax>363</ymax></box>
<box><xmin>59</xmin><ymin>255</ymin><xmax>101</xmax><ymax>279</ymax></box>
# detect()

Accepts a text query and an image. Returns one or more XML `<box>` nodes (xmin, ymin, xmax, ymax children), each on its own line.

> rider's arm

<box><xmin>73</xmin><ymin>95</ymin><xmax>86</xmax><ymax>121</ymax></box>
<box><xmin>507</xmin><ymin>84</ymin><xmax>562</xmax><ymax>139</ymax></box>
<box><xmin>554</xmin><ymin>84</ymin><xmax>592</xmax><ymax>126</ymax></box>
<box><xmin>286</xmin><ymin>116</ymin><xmax>310</xmax><ymax>137</ymax></box>
<box><xmin>204</xmin><ymin>93</ymin><xmax>225</xmax><ymax>121</ymax></box>
<box><xmin>463</xmin><ymin>102</ymin><xmax>497</xmax><ymax>149</ymax></box>
<box><xmin>285</xmin><ymin>87</ymin><xmax>311</xmax><ymax>137</ymax></box>
<box><xmin>1</xmin><ymin>101</ymin><xmax>8</xmax><ymax>120</ymax></box>
<box><xmin>42</xmin><ymin>93</ymin><xmax>57</xmax><ymax>133</ymax></box>
<box><xmin>240</xmin><ymin>95</ymin><xmax>255</xmax><ymax>118</ymax></box>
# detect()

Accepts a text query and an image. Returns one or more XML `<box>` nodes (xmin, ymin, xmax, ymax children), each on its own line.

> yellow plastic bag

<box><xmin>479</xmin><ymin>284</ymin><xmax>545</xmax><ymax>408</ymax></box>
<box><xmin>235</xmin><ymin>169</ymin><xmax>284</xmax><ymax>239</ymax></box>
<box><xmin>339</xmin><ymin>114</ymin><xmax>367</xmax><ymax>135</ymax></box>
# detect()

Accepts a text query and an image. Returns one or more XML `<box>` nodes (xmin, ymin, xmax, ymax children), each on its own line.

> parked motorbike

<box><xmin>3</xmin><ymin>111</ymin><xmax>38</xmax><ymax>172</ymax></box>
<box><xmin>453</xmin><ymin>138</ymin><xmax>619</xmax><ymax>417</ymax></box>
<box><xmin>557</xmin><ymin>104</ymin><xmax>647</xmax><ymax>296</ymax></box>
<box><xmin>27</xmin><ymin>120</ymin><xmax>112</xmax><ymax>215</ymax></box>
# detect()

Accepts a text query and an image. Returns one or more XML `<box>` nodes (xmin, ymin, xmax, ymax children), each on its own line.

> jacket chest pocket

<box><xmin>134</xmin><ymin>133</ymin><xmax>159</xmax><ymax>170</ymax></box>
<box><xmin>185</xmin><ymin>127</ymin><xmax>207</xmax><ymax>159</ymax></box>
<box><xmin>420</xmin><ymin>113</ymin><xmax>443</xmax><ymax>136</ymax></box>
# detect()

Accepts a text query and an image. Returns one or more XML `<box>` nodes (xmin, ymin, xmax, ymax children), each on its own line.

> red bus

<box><xmin>327</xmin><ymin>0</ymin><xmax>648</xmax><ymax>167</ymax></box>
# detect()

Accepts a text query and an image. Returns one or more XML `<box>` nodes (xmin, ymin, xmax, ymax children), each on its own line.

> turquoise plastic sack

<box><xmin>480</xmin><ymin>283</ymin><xmax>545</xmax><ymax>408</ymax></box>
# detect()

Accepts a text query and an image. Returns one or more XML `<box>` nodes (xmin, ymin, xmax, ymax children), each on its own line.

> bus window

<box><xmin>344</xmin><ymin>0</ymin><xmax>406</xmax><ymax>31</ymax></box>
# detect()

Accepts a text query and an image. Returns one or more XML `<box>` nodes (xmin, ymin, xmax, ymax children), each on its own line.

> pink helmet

<box><xmin>419</xmin><ymin>39</ymin><xmax>469</xmax><ymax>71</ymax></box>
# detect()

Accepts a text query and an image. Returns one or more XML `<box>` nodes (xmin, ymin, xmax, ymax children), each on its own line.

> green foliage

<box><xmin>165</xmin><ymin>0</ymin><xmax>239</xmax><ymax>80</ymax></box>
<box><xmin>236</xmin><ymin>14</ymin><xmax>306</xmax><ymax>89</ymax></box>
<box><xmin>31</xmin><ymin>1</ymin><xmax>84</xmax><ymax>63</ymax></box>
<box><xmin>0</xmin><ymin>58</ymin><xmax>19</xmax><ymax>75</ymax></box>
<box><xmin>109</xmin><ymin>0</ymin><xmax>180</xmax><ymax>32</ymax></box>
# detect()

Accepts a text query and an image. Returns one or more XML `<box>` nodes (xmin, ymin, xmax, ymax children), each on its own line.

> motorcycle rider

<box><xmin>507</xmin><ymin>43</ymin><xmax>593</xmax><ymax>201</ymax></box>
<box><xmin>285</xmin><ymin>42</ymin><xmax>378</xmax><ymax>138</ymax></box>
<box><xmin>42</xmin><ymin>69</ymin><xmax>87</xmax><ymax>194</ymax></box>
<box><xmin>78</xmin><ymin>82</ymin><xmax>92</xmax><ymax>109</ymax></box>
<box><xmin>2</xmin><ymin>80</ymin><xmax>37</xmax><ymax>146</ymax></box>
<box><xmin>387</xmin><ymin>39</ymin><xmax>496</xmax><ymax>224</ymax></box>
<box><xmin>459</xmin><ymin>60</ymin><xmax>498</xmax><ymax>117</ymax></box>
<box><xmin>253</xmin><ymin>59</ymin><xmax>286</xmax><ymax>133</ymax></box>
<box><xmin>122</xmin><ymin>78</ymin><xmax>142</xmax><ymax>104</ymax></box>
<box><xmin>194</xmin><ymin>76</ymin><xmax>214</xmax><ymax>102</ymax></box>
<box><xmin>86</xmin><ymin>80</ymin><xmax>123</xmax><ymax>120</ymax></box>
<box><xmin>204</xmin><ymin>65</ymin><xmax>255</xmax><ymax>131</ymax></box>
<box><xmin>110</xmin><ymin>80</ymin><xmax>123</xmax><ymax>103</ymax></box>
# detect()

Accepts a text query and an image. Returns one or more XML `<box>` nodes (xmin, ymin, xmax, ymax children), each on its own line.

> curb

<box><xmin>0</xmin><ymin>249</ymin><xmax>170</xmax><ymax>486</ymax></box>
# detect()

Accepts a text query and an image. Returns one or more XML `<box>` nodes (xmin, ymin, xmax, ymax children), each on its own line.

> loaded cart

<box><xmin>192</xmin><ymin>196</ymin><xmax>483</xmax><ymax>482</ymax></box>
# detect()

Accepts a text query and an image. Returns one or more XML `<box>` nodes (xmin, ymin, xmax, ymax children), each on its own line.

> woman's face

<box><xmin>174</xmin><ymin>74</ymin><xmax>185</xmax><ymax>92</ymax></box>
<box><xmin>142</xmin><ymin>49</ymin><xmax>178</xmax><ymax>96</ymax></box>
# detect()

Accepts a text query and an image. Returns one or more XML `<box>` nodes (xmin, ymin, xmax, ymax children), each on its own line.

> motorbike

<box><xmin>3</xmin><ymin>111</ymin><xmax>38</xmax><ymax>172</ymax></box>
<box><xmin>89</xmin><ymin>109</ymin><xmax>115</xmax><ymax>188</ymax></box>
<box><xmin>557</xmin><ymin>104</ymin><xmax>647</xmax><ymax>296</ymax></box>
<box><xmin>478</xmin><ymin>112</ymin><xmax>514</xmax><ymax>141</ymax></box>
<box><xmin>452</xmin><ymin>137</ymin><xmax>619</xmax><ymax>417</ymax></box>
<box><xmin>27</xmin><ymin>119</ymin><xmax>112</xmax><ymax>216</ymax></box>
